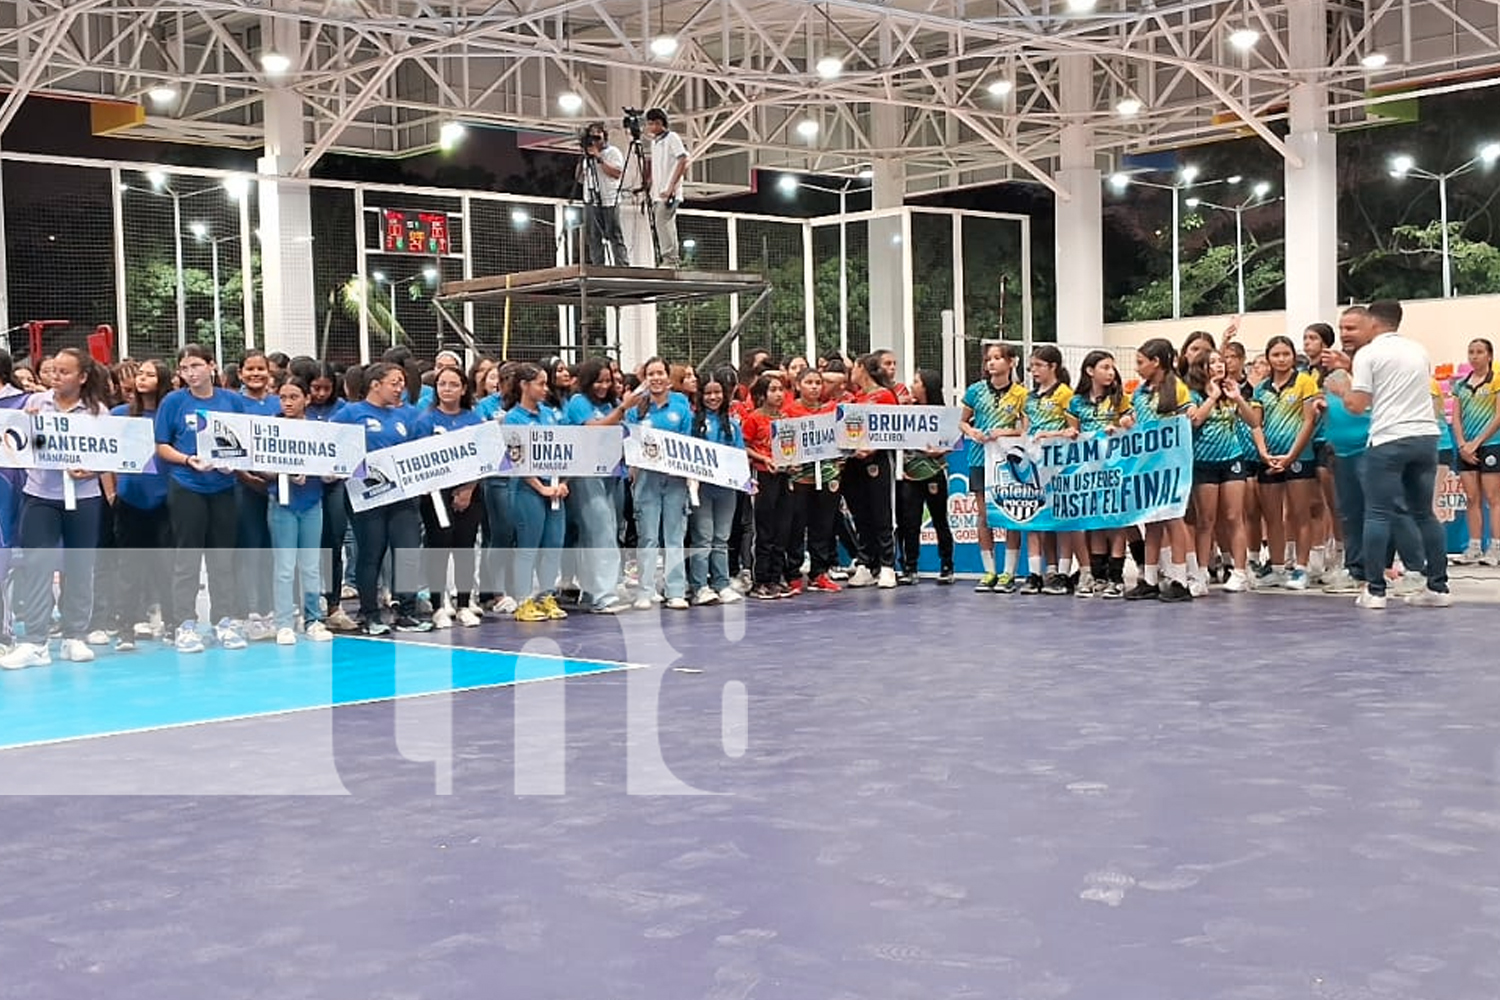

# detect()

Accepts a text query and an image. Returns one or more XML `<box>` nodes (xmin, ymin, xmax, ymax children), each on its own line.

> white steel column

<box><xmin>1284</xmin><ymin>0</ymin><xmax>1339</xmax><ymax>325</ymax></box>
<box><xmin>110</xmin><ymin>167</ymin><xmax>129</xmax><ymax>357</ymax></box>
<box><xmin>609</xmin><ymin>66</ymin><xmax>654</xmax><ymax>368</ymax></box>
<box><xmin>867</xmin><ymin>102</ymin><xmax>906</xmax><ymax>356</ymax></box>
<box><xmin>1053</xmin><ymin>54</ymin><xmax>1103</xmax><ymax>346</ymax></box>
<box><xmin>256</xmin><ymin>6</ymin><xmax>317</xmax><ymax>356</ymax></box>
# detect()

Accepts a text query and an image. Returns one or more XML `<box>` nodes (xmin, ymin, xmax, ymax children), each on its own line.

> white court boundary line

<box><xmin>0</xmin><ymin>637</ymin><xmax>645</xmax><ymax>754</ymax></box>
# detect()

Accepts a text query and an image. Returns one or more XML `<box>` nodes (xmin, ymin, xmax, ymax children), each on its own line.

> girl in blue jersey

<box><xmin>1451</xmin><ymin>338</ymin><xmax>1500</xmax><ymax>564</ymax></box>
<box><xmin>2</xmin><ymin>350</ymin><xmax>112</xmax><ymax>668</ymax></box>
<box><xmin>333</xmin><ymin>362</ymin><xmax>430</xmax><ymax>635</ymax></box>
<box><xmin>111</xmin><ymin>360</ymin><xmax>173</xmax><ymax>649</ymax></box>
<box><xmin>1122</xmin><ymin>338</ymin><xmax>1194</xmax><ymax>603</ymax></box>
<box><xmin>1251</xmin><ymin>335</ymin><xmax>1322</xmax><ymax>589</ymax></box>
<box><xmin>1187</xmin><ymin>349</ymin><xmax>1258</xmax><ymax>594</ymax></box>
<box><xmin>234</xmin><ymin>350</ymin><xmax>282</xmax><ymax>637</ymax></box>
<box><xmin>154</xmin><ymin>344</ymin><xmax>248</xmax><ymax>653</ymax></box>
<box><xmin>688</xmin><ymin>369</ymin><xmax>749</xmax><ymax>604</ymax></box>
<box><xmin>1065</xmin><ymin>350</ymin><xmax>1129</xmax><ymax>597</ymax></box>
<box><xmin>505</xmin><ymin>363</ymin><xmax>571</xmax><ymax>622</ymax></box>
<box><xmin>627</xmin><ymin>356</ymin><xmax>695</xmax><ymax>610</ymax></box>
<box><xmin>563</xmin><ymin>357</ymin><xmax>642</xmax><ymax>614</ymax></box>
<box><xmin>415</xmin><ymin>365</ymin><xmax>485</xmax><ymax>628</ymax></box>
<box><xmin>307</xmin><ymin>362</ymin><xmax>356</xmax><ymax>630</ymax></box>
<box><xmin>959</xmin><ymin>342</ymin><xmax>1029</xmax><ymax>592</ymax></box>
<box><xmin>479</xmin><ymin>361</ymin><xmax>520</xmax><ymax>613</ymax></box>
<box><xmin>266</xmin><ymin>378</ymin><xmax>333</xmax><ymax>645</ymax></box>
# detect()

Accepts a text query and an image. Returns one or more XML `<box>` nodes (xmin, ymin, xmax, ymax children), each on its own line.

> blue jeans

<box><xmin>483</xmin><ymin>478</ymin><xmax>516</xmax><ymax>598</ymax></box>
<box><xmin>689</xmin><ymin>483</ymin><xmax>738</xmax><ymax>592</ymax></box>
<box><xmin>634</xmin><ymin>470</ymin><xmax>689</xmax><ymax>599</ymax></box>
<box><xmin>1361</xmin><ymin>435</ymin><xmax>1448</xmax><ymax>597</ymax></box>
<box><xmin>510</xmin><ymin>480</ymin><xmax>565</xmax><ymax>599</ymax></box>
<box><xmin>236</xmin><ymin>482</ymin><xmax>274</xmax><ymax>616</ymax></box>
<box><xmin>268</xmin><ymin>500</ymin><xmax>324</xmax><ymax>630</ymax></box>
<box><xmin>566</xmin><ymin>476</ymin><xmax>621</xmax><ymax>607</ymax></box>
<box><xmin>1333</xmin><ymin>451</ymin><xmax>1424</xmax><ymax>581</ymax></box>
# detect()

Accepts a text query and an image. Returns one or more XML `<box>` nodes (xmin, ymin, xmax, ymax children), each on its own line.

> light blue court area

<box><xmin>0</xmin><ymin>638</ymin><xmax>631</xmax><ymax>751</ymax></box>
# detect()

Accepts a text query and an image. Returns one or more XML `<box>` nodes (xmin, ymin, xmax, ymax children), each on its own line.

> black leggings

<box><xmin>167</xmin><ymin>481</ymin><xmax>238</xmax><ymax>630</ymax></box>
<box><xmin>321</xmin><ymin>485</ymin><xmax>350</xmax><ymax>607</ymax></box>
<box><xmin>421</xmin><ymin>486</ymin><xmax>484</xmax><ymax>607</ymax></box>
<box><xmin>352</xmin><ymin>499</ymin><xmax>422</xmax><ymax>619</ymax></box>
<box><xmin>897</xmin><ymin>473</ymin><xmax>953</xmax><ymax>573</ymax></box>
<box><xmin>115</xmin><ymin>499</ymin><xmax>173</xmax><ymax>626</ymax></box>
<box><xmin>752</xmin><ymin>469</ymin><xmax>791</xmax><ymax>586</ymax></box>
<box><xmin>843</xmin><ymin>453</ymin><xmax>896</xmax><ymax>572</ymax></box>
<box><xmin>786</xmin><ymin>482</ymin><xmax>841</xmax><ymax>580</ymax></box>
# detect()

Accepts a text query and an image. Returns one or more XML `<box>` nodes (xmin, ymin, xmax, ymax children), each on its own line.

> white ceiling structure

<box><xmin>1</xmin><ymin>0</ymin><xmax>1499</xmax><ymax>195</ymax></box>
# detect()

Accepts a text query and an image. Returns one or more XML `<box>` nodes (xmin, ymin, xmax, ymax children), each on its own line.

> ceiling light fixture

<box><xmin>987</xmin><ymin>79</ymin><xmax>1014</xmax><ymax>97</ymax></box>
<box><xmin>439</xmin><ymin>121</ymin><xmax>467</xmax><ymax>150</ymax></box>
<box><xmin>557</xmin><ymin>91</ymin><xmax>583</xmax><ymax>114</ymax></box>
<box><xmin>260</xmin><ymin>52</ymin><xmax>292</xmax><ymax>75</ymax></box>
<box><xmin>815</xmin><ymin>56</ymin><xmax>844</xmax><ymax>80</ymax></box>
<box><xmin>650</xmin><ymin>35</ymin><xmax>679</xmax><ymax>58</ymax></box>
<box><xmin>1361</xmin><ymin>52</ymin><xmax>1389</xmax><ymax>69</ymax></box>
<box><xmin>1228</xmin><ymin>28</ymin><xmax>1260</xmax><ymax>51</ymax></box>
<box><xmin>147</xmin><ymin>85</ymin><xmax>178</xmax><ymax>105</ymax></box>
<box><xmin>1115</xmin><ymin>97</ymin><xmax>1143</xmax><ymax>117</ymax></box>
<box><xmin>796</xmin><ymin>119</ymin><xmax>820</xmax><ymax>138</ymax></box>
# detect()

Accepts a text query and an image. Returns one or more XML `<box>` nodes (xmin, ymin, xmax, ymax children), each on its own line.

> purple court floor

<box><xmin>3</xmin><ymin>588</ymin><xmax>1500</xmax><ymax>1000</ymax></box>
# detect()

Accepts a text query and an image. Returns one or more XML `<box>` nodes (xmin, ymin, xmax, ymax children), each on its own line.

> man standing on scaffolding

<box><xmin>645</xmin><ymin>109</ymin><xmax>688</xmax><ymax>268</ymax></box>
<box><xmin>580</xmin><ymin>122</ymin><xmax>629</xmax><ymax>267</ymax></box>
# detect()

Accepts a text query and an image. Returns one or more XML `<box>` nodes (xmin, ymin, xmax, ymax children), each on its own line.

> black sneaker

<box><xmin>1041</xmin><ymin>572</ymin><xmax>1068</xmax><ymax>595</ymax></box>
<box><xmin>393</xmin><ymin>614</ymin><xmax>434</xmax><ymax>632</ymax></box>
<box><xmin>1123</xmin><ymin>581</ymin><xmax>1160</xmax><ymax>601</ymax></box>
<box><xmin>1019</xmin><ymin>574</ymin><xmax>1044</xmax><ymax>595</ymax></box>
<box><xmin>936</xmin><ymin>568</ymin><xmax>955</xmax><ymax>585</ymax></box>
<box><xmin>1158</xmin><ymin>579</ymin><xmax>1194</xmax><ymax>603</ymax></box>
<box><xmin>115</xmin><ymin>636</ymin><xmax>136</xmax><ymax>652</ymax></box>
<box><xmin>751</xmin><ymin>584</ymin><xmax>781</xmax><ymax>600</ymax></box>
<box><xmin>898</xmin><ymin>572</ymin><xmax>920</xmax><ymax>586</ymax></box>
<box><xmin>1101</xmin><ymin>581</ymin><xmax>1125</xmax><ymax>599</ymax></box>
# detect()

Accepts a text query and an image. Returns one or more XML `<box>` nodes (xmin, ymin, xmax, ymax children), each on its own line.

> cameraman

<box><xmin>579</xmin><ymin>123</ymin><xmax>629</xmax><ymax>266</ymax></box>
<box><xmin>644</xmin><ymin>108</ymin><xmax>688</xmax><ymax>268</ymax></box>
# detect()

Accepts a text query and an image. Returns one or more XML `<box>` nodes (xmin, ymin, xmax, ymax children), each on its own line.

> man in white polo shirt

<box><xmin>1324</xmin><ymin>298</ymin><xmax>1450</xmax><ymax>609</ymax></box>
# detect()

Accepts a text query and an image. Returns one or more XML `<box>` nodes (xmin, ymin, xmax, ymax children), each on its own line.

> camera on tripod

<box><xmin>621</xmin><ymin>107</ymin><xmax>645</xmax><ymax>140</ymax></box>
<box><xmin>577</xmin><ymin>125</ymin><xmax>604</xmax><ymax>153</ymax></box>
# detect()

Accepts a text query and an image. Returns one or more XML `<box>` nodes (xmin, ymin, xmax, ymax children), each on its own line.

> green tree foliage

<box><xmin>1116</xmin><ymin>240</ymin><xmax>1286</xmax><ymax>321</ymax></box>
<box><xmin>126</xmin><ymin>255</ymin><xmax>257</xmax><ymax>358</ymax></box>
<box><xmin>1347</xmin><ymin>221</ymin><xmax>1500</xmax><ymax>298</ymax></box>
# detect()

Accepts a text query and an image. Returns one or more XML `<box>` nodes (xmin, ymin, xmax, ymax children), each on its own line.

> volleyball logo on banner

<box><xmin>493</xmin><ymin>426</ymin><xmax>625</xmax><ymax>477</ymax></box>
<box><xmin>988</xmin><ymin>441</ymin><xmax>1052</xmax><ymax>524</ymax></box>
<box><xmin>623</xmin><ymin>425</ymin><xmax>754</xmax><ymax>492</ymax></box>
<box><xmin>0</xmin><ymin>410</ymin><xmax>156</xmax><ymax>473</ymax></box>
<box><xmin>194</xmin><ymin>411</ymin><xmax>248</xmax><ymax>461</ymax></box>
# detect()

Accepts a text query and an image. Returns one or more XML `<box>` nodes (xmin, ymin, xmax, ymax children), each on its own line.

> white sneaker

<box><xmin>1188</xmin><ymin>572</ymin><xmax>1210</xmax><ymax>598</ymax></box>
<box><xmin>243</xmin><ymin>615</ymin><xmax>275</xmax><ymax>643</ymax></box>
<box><xmin>490</xmin><ymin>595</ymin><xmax>519</xmax><ymax>615</ymax></box>
<box><xmin>693</xmin><ymin>586</ymin><xmax>720</xmax><ymax>606</ymax></box>
<box><xmin>1355</xmin><ymin>587</ymin><xmax>1387</xmax><ymax>610</ymax></box>
<box><xmin>133</xmin><ymin>621</ymin><xmax>158</xmax><ymax>639</ymax></box>
<box><xmin>1320</xmin><ymin>569</ymin><xmax>1360</xmax><ymax>594</ymax></box>
<box><xmin>1284</xmin><ymin>568</ymin><xmax>1310</xmax><ymax>591</ymax></box>
<box><xmin>86</xmin><ymin>629</ymin><xmax>111</xmax><ymax>646</ymax></box>
<box><xmin>848</xmin><ymin>566</ymin><xmax>876</xmax><ymax>588</ymax></box>
<box><xmin>276</xmin><ymin>627</ymin><xmax>297</xmax><ymax>646</ymax></box>
<box><xmin>1405</xmin><ymin>588</ymin><xmax>1453</xmax><ymax>608</ymax></box>
<box><xmin>731</xmin><ymin>571</ymin><xmax>753</xmax><ymax>594</ymax></box>
<box><xmin>1222</xmin><ymin>569</ymin><xmax>1249</xmax><ymax>593</ymax></box>
<box><xmin>1390</xmin><ymin>573</ymin><xmax>1426</xmax><ymax>597</ymax></box>
<box><xmin>340</xmin><ymin>583</ymin><xmax>358</xmax><ymax>600</ymax></box>
<box><xmin>632</xmin><ymin>596</ymin><xmax>654</xmax><ymax>611</ymax></box>
<box><xmin>1455</xmin><ymin>541</ymin><xmax>1483</xmax><ymax>565</ymax></box>
<box><xmin>455</xmin><ymin>607</ymin><xmax>482</xmax><ymax>628</ymax></box>
<box><xmin>665</xmin><ymin>596</ymin><xmax>690</xmax><ymax>610</ymax></box>
<box><xmin>305</xmin><ymin>622</ymin><xmax>334</xmax><ymax>642</ymax></box>
<box><xmin>432</xmin><ymin>608</ymin><xmax>454</xmax><ymax>630</ymax></box>
<box><xmin>1481</xmin><ymin>546</ymin><xmax>1500</xmax><ymax>567</ymax></box>
<box><xmin>325</xmin><ymin>608</ymin><xmax>358</xmax><ymax>632</ymax></box>
<box><xmin>59</xmin><ymin>638</ymin><xmax>95</xmax><ymax>663</ymax></box>
<box><xmin>877</xmin><ymin>567</ymin><xmax>898</xmax><ymax>589</ymax></box>
<box><xmin>718</xmin><ymin>586</ymin><xmax>744</xmax><ymax>604</ymax></box>
<box><xmin>175</xmin><ymin>623</ymin><xmax>205</xmax><ymax>654</ymax></box>
<box><xmin>1</xmin><ymin>642</ymin><xmax>50</xmax><ymax>670</ymax></box>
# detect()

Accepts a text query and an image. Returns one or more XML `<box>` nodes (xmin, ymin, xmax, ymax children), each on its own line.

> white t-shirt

<box><xmin>1350</xmin><ymin>331</ymin><xmax>1438</xmax><ymax>448</ymax></box>
<box><xmin>583</xmin><ymin>144</ymin><xmax>626</xmax><ymax>207</ymax></box>
<box><xmin>649</xmin><ymin>130</ymin><xmax>688</xmax><ymax>201</ymax></box>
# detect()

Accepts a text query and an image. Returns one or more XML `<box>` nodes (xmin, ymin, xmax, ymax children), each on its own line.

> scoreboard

<box><xmin>380</xmin><ymin>209</ymin><xmax>452</xmax><ymax>255</ymax></box>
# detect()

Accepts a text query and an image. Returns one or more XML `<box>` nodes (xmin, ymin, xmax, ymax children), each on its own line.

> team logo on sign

<box><xmin>505</xmin><ymin>431</ymin><xmax>526</xmax><ymax>465</ymax></box>
<box><xmin>1</xmin><ymin>425</ymin><xmax>28</xmax><ymax>462</ymax></box>
<box><xmin>839</xmin><ymin>406</ymin><xmax>865</xmax><ymax>443</ymax></box>
<box><xmin>640</xmin><ymin>431</ymin><xmax>662</xmax><ymax>461</ymax></box>
<box><xmin>195</xmin><ymin>415</ymin><xmax>247</xmax><ymax>460</ymax></box>
<box><xmin>358</xmin><ymin>464</ymin><xmax>399</xmax><ymax>500</ymax></box>
<box><xmin>777</xmin><ymin>422</ymin><xmax>798</xmax><ymax>461</ymax></box>
<box><xmin>989</xmin><ymin>443</ymin><xmax>1047</xmax><ymax>524</ymax></box>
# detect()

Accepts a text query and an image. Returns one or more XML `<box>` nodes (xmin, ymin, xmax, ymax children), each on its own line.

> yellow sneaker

<box><xmin>513</xmin><ymin>598</ymin><xmax>548</xmax><ymax>623</ymax></box>
<box><xmin>540</xmin><ymin>595</ymin><xmax>569</xmax><ymax>620</ymax></box>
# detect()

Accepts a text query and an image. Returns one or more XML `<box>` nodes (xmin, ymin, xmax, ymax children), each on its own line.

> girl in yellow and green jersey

<box><xmin>1123</xmin><ymin>338</ymin><xmax>1195</xmax><ymax>603</ymax></box>
<box><xmin>1020</xmin><ymin>346</ymin><xmax>1075</xmax><ymax>595</ymax></box>
<box><xmin>1251</xmin><ymin>335</ymin><xmax>1321</xmax><ymax>591</ymax></box>
<box><xmin>959</xmin><ymin>342</ymin><xmax>1028</xmax><ymax>592</ymax></box>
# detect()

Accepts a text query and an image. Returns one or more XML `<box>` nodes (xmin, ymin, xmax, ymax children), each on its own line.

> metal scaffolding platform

<box><xmin>432</xmin><ymin>264</ymin><xmax>773</xmax><ymax>367</ymax></box>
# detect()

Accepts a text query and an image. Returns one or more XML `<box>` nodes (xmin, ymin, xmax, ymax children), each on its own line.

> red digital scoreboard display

<box><xmin>381</xmin><ymin>209</ymin><xmax>451</xmax><ymax>255</ymax></box>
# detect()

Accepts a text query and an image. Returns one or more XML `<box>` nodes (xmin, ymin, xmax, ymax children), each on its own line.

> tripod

<box><xmin>616</xmin><ymin>131</ymin><xmax>662</xmax><ymax>267</ymax></box>
<box><xmin>581</xmin><ymin>146</ymin><xmax>631</xmax><ymax>267</ymax></box>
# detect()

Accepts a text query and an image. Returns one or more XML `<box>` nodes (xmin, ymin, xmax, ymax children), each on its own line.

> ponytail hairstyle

<box><xmin>1265</xmin><ymin>335</ymin><xmax>1298</xmax><ymax>385</ymax></box>
<box><xmin>1029</xmin><ymin>345</ymin><xmax>1070</xmax><ymax>388</ymax></box>
<box><xmin>1137</xmin><ymin>338</ymin><xmax>1181</xmax><ymax>416</ymax></box>
<box><xmin>749</xmin><ymin>372</ymin><xmax>785</xmax><ymax>409</ymax></box>
<box><xmin>1076</xmin><ymin>350</ymin><xmax>1122</xmax><ymax>412</ymax></box>
<box><xmin>503</xmin><ymin>362</ymin><xmax>545</xmax><ymax>410</ymax></box>
<box><xmin>56</xmin><ymin>348</ymin><xmax>112</xmax><ymax>414</ymax></box>
<box><xmin>130</xmin><ymin>359</ymin><xmax>173</xmax><ymax>416</ymax></box>
<box><xmin>693</xmin><ymin>370</ymin><xmax>736</xmax><ymax>443</ymax></box>
<box><xmin>430</xmin><ymin>363</ymin><xmax>475</xmax><ymax>411</ymax></box>
<box><xmin>854</xmin><ymin>352</ymin><xmax>895</xmax><ymax>390</ymax></box>
<box><xmin>912</xmin><ymin>368</ymin><xmax>945</xmax><ymax>407</ymax></box>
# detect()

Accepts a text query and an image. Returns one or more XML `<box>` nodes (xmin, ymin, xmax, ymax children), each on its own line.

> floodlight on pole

<box><xmin>1386</xmin><ymin>142</ymin><xmax>1500</xmax><ymax>297</ymax></box>
<box><xmin>1107</xmin><ymin>166</ymin><xmax>1241</xmax><ymax>318</ymax></box>
<box><xmin>777</xmin><ymin>173</ymin><xmax>871</xmax><ymax>358</ymax></box>
<box><xmin>1187</xmin><ymin>184</ymin><xmax>1282</xmax><ymax>314</ymax></box>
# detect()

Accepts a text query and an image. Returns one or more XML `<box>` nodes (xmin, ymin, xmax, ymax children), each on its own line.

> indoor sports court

<box><xmin>4</xmin><ymin>588</ymin><xmax>1500</xmax><ymax>999</ymax></box>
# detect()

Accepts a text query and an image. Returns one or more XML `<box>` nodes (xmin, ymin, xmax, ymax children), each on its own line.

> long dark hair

<box><xmin>0</xmin><ymin>349</ymin><xmax>15</xmax><ymax>390</ymax></box>
<box><xmin>693</xmin><ymin>371</ymin><xmax>736</xmax><ymax>443</ymax></box>
<box><xmin>749</xmin><ymin>372</ymin><xmax>784</xmax><ymax>409</ymax></box>
<box><xmin>1264</xmin><ymin>335</ymin><xmax>1298</xmax><ymax>387</ymax></box>
<box><xmin>912</xmin><ymin>368</ymin><xmax>944</xmax><ymax>407</ymax></box>
<box><xmin>359</xmin><ymin>362</ymin><xmax>404</xmax><ymax>403</ymax></box>
<box><xmin>635</xmin><ymin>356</ymin><xmax>669</xmax><ymax>417</ymax></box>
<box><xmin>576</xmin><ymin>357</ymin><xmax>619</xmax><ymax>407</ymax></box>
<box><xmin>1077</xmin><ymin>350</ymin><xmax>1122</xmax><ymax>412</ymax></box>
<box><xmin>1138</xmin><ymin>338</ymin><xmax>1181</xmax><ymax>415</ymax></box>
<box><xmin>854</xmin><ymin>353</ymin><xmax>894</xmax><ymax>390</ymax></box>
<box><xmin>130</xmin><ymin>359</ymin><xmax>173</xmax><ymax>416</ymax></box>
<box><xmin>1176</xmin><ymin>330</ymin><xmax>1215</xmax><ymax>376</ymax></box>
<box><xmin>1029</xmin><ymin>345</ymin><xmax>1071</xmax><ymax>388</ymax></box>
<box><xmin>429</xmin><ymin>363</ymin><xmax>474</xmax><ymax>411</ymax></box>
<box><xmin>54</xmin><ymin>348</ymin><xmax>112</xmax><ymax>414</ymax></box>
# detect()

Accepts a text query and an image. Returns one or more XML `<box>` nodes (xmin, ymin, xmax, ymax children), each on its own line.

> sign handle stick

<box><xmin>62</xmin><ymin>471</ymin><xmax>77</xmax><ymax>512</ymax></box>
<box><xmin>278</xmin><ymin>473</ymin><xmax>291</xmax><ymax>506</ymax></box>
<box><xmin>549</xmin><ymin>476</ymin><xmax>560</xmax><ymax>512</ymax></box>
<box><xmin>687</xmin><ymin>477</ymin><xmax>700</xmax><ymax>508</ymax></box>
<box><xmin>431</xmin><ymin>490</ymin><xmax>451</xmax><ymax>528</ymax></box>
<box><xmin>815</xmin><ymin>463</ymin><xmax>822</xmax><ymax>491</ymax></box>
<box><xmin>894</xmin><ymin>448</ymin><xmax>904</xmax><ymax>481</ymax></box>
